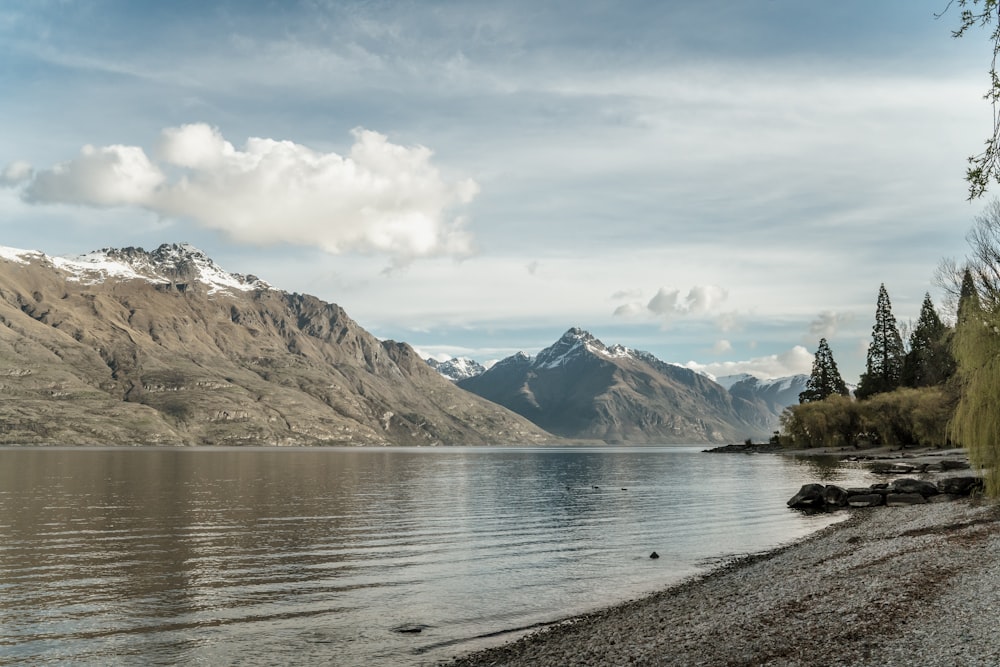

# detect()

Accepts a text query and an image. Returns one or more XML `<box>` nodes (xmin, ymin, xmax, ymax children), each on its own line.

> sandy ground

<box><xmin>440</xmin><ymin>497</ymin><xmax>1000</xmax><ymax>667</ymax></box>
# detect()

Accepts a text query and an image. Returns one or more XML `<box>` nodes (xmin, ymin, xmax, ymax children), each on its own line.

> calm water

<box><xmin>0</xmin><ymin>446</ymin><xmax>876</xmax><ymax>666</ymax></box>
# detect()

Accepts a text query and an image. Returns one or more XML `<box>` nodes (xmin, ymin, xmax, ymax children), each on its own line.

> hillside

<box><xmin>0</xmin><ymin>244</ymin><xmax>557</xmax><ymax>446</ymax></box>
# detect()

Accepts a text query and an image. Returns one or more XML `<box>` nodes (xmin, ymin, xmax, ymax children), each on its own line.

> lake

<box><xmin>0</xmin><ymin>446</ymin><xmax>876</xmax><ymax>666</ymax></box>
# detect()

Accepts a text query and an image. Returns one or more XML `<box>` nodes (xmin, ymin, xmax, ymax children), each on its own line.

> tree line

<box><xmin>780</xmin><ymin>203</ymin><xmax>1000</xmax><ymax>494</ymax></box>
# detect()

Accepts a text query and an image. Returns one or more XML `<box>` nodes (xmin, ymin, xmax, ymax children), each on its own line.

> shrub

<box><xmin>780</xmin><ymin>386</ymin><xmax>955</xmax><ymax>450</ymax></box>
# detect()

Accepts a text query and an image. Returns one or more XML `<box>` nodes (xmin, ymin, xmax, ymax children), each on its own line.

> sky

<box><xmin>0</xmin><ymin>0</ymin><xmax>994</xmax><ymax>382</ymax></box>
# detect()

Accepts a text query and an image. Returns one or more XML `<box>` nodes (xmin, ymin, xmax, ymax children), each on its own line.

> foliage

<box><xmin>779</xmin><ymin>386</ymin><xmax>956</xmax><ymax>450</ymax></box>
<box><xmin>901</xmin><ymin>293</ymin><xmax>956</xmax><ymax>387</ymax></box>
<box><xmin>799</xmin><ymin>338</ymin><xmax>849</xmax><ymax>403</ymax></box>
<box><xmin>855</xmin><ymin>284</ymin><xmax>905</xmax><ymax>400</ymax></box>
<box><xmin>862</xmin><ymin>386</ymin><xmax>957</xmax><ymax>449</ymax></box>
<box><xmin>950</xmin><ymin>274</ymin><xmax>1000</xmax><ymax>495</ymax></box>
<box><xmin>780</xmin><ymin>394</ymin><xmax>861</xmax><ymax>449</ymax></box>
<box><xmin>945</xmin><ymin>0</ymin><xmax>1000</xmax><ymax>198</ymax></box>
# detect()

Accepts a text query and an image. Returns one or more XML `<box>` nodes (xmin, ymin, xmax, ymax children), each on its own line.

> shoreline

<box><xmin>440</xmin><ymin>497</ymin><xmax>1000</xmax><ymax>666</ymax></box>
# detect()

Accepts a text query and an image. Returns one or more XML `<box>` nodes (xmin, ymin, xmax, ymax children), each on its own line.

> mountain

<box><xmin>456</xmin><ymin>328</ymin><xmax>773</xmax><ymax>444</ymax></box>
<box><xmin>427</xmin><ymin>357</ymin><xmax>486</xmax><ymax>382</ymax></box>
<box><xmin>0</xmin><ymin>243</ymin><xmax>557</xmax><ymax>446</ymax></box>
<box><xmin>721</xmin><ymin>374</ymin><xmax>809</xmax><ymax>419</ymax></box>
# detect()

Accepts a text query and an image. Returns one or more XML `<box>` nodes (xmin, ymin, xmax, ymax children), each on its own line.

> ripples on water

<box><xmin>0</xmin><ymin>446</ymin><xmax>876</xmax><ymax>666</ymax></box>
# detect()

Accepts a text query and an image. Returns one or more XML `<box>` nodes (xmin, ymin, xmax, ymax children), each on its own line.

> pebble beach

<box><xmin>441</xmin><ymin>497</ymin><xmax>1000</xmax><ymax>666</ymax></box>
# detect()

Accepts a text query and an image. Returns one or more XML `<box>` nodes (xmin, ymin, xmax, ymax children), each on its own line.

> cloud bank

<box><xmin>681</xmin><ymin>345</ymin><xmax>814</xmax><ymax>380</ymax></box>
<box><xmin>10</xmin><ymin>124</ymin><xmax>479</xmax><ymax>262</ymax></box>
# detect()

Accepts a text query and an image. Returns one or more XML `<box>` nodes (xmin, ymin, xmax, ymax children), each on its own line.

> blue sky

<box><xmin>0</xmin><ymin>0</ymin><xmax>992</xmax><ymax>381</ymax></box>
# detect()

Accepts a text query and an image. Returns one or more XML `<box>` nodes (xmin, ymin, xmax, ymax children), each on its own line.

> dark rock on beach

<box><xmin>788</xmin><ymin>475</ymin><xmax>981</xmax><ymax>511</ymax></box>
<box><xmin>786</xmin><ymin>483</ymin><xmax>826</xmax><ymax>509</ymax></box>
<box><xmin>886</xmin><ymin>493</ymin><xmax>928</xmax><ymax>506</ymax></box>
<box><xmin>822</xmin><ymin>485</ymin><xmax>849</xmax><ymax>507</ymax></box>
<box><xmin>938</xmin><ymin>476</ymin><xmax>984</xmax><ymax>496</ymax></box>
<box><xmin>890</xmin><ymin>478</ymin><xmax>940</xmax><ymax>497</ymax></box>
<box><xmin>846</xmin><ymin>494</ymin><xmax>884</xmax><ymax>508</ymax></box>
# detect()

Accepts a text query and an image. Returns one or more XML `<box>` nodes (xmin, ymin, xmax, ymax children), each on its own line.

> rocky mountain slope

<box><xmin>455</xmin><ymin>328</ymin><xmax>775</xmax><ymax>444</ymax></box>
<box><xmin>0</xmin><ymin>243</ymin><xmax>556</xmax><ymax>446</ymax></box>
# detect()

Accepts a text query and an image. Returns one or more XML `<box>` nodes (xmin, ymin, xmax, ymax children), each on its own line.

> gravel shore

<box><xmin>441</xmin><ymin>498</ymin><xmax>1000</xmax><ymax>667</ymax></box>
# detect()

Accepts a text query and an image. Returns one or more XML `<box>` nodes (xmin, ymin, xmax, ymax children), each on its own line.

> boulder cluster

<box><xmin>787</xmin><ymin>476</ymin><xmax>984</xmax><ymax>511</ymax></box>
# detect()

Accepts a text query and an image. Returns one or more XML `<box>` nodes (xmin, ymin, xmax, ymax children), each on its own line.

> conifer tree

<box><xmin>799</xmin><ymin>338</ymin><xmax>849</xmax><ymax>403</ymax></box>
<box><xmin>958</xmin><ymin>268</ymin><xmax>979</xmax><ymax>318</ymax></box>
<box><xmin>855</xmin><ymin>283</ymin><xmax>905</xmax><ymax>400</ymax></box>
<box><xmin>901</xmin><ymin>293</ymin><xmax>955</xmax><ymax>387</ymax></box>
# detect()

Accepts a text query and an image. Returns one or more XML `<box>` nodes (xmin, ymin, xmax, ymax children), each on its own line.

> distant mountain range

<box><xmin>721</xmin><ymin>374</ymin><xmax>809</xmax><ymax>416</ymax></box>
<box><xmin>0</xmin><ymin>241</ymin><xmax>810</xmax><ymax>447</ymax></box>
<box><xmin>429</xmin><ymin>328</ymin><xmax>807</xmax><ymax>444</ymax></box>
<box><xmin>0</xmin><ymin>243</ymin><xmax>555</xmax><ymax>446</ymax></box>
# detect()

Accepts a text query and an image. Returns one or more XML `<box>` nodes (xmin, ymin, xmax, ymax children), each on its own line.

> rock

<box><xmin>886</xmin><ymin>493</ymin><xmax>927</xmax><ymax>506</ymax></box>
<box><xmin>823</xmin><ymin>485</ymin><xmax>849</xmax><ymax>507</ymax></box>
<box><xmin>847</xmin><ymin>494</ymin><xmax>884</xmax><ymax>508</ymax></box>
<box><xmin>393</xmin><ymin>624</ymin><xmax>429</xmax><ymax>634</ymax></box>
<box><xmin>890</xmin><ymin>478</ymin><xmax>939</xmax><ymax>497</ymax></box>
<box><xmin>940</xmin><ymin>459</ymin><xmax>971</xmax><ymax>471</ymax></box>
<box><xmin>871</xmin><ymin>462</ymin><xmax>916</xmax><ymax>475</ymax></box>
<box><xmin>650</xmin><ymin>551</ymin><xmax>660</xmax><ymax>559</ymax></box>
<box><xmin>937</xmin><ymin>476</ymin><xmax>984</xmax><ymax>496</ymax></box>
<box><xmin>787</xmin><ymin>484</ymin><xmax>827</xmax><ymax>509</ymax></box>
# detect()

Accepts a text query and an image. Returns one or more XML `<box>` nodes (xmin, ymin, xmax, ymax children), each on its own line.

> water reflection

<box><xmin>0</xmin><ymin>446</ymin><xmax>878</xmax><ymax>666</ymax></box>
<box><xmin>786</xmin><ymin>453</ymin><xmax>866</xmax><ymax>482</ymax></box>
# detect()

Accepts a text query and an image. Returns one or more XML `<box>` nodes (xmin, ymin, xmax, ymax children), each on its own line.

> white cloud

<box><xmin>712</xmin><ymin>339</ymin><xmax>732</xmax><ymax>354</ymax></box>
<box><xmin>0</xmin><ymin>160</ymin><xmax>33</xmax><ymax>186</ymax></box>
<box><xmin>615</xmin><ymin>284</ymin><xmax>729</xmax><ymax>322</ymax></box>
<box><xmin>613</xmin><ymin>302</ymin><xmax>645</xmax><ymax>318</ymax></box>
<box><xmin>646</xmin><ymin>287</ymin><xmax>681</xmax><ymax>315</ymax></box>
<box><xmin>681</xmin><ymin>345</ymin><xmax>813</xmax><ymax>380</ymax></box>
<box><xmin>25</xmin><ymin>145</ymin><xmax>164</xmax><ymax>206</ymax></box>
<box><xmin>157</xmin><ymin>123</ymin><xmax>235</xmax><ymax>169</ymax></box>
<box><xmin>18</xmin><ymin>124</ymin><xmax>479</xmax><ymax>262</ymax></box>
<box><xmin>685</xmin><ymin>284</ymin><xmax>728</xmax><ymax>314</ymax></box>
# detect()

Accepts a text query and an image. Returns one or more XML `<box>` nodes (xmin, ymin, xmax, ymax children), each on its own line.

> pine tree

<box><xmin>900</xmin><ymin>293</ymin><xmax>955</xmax><ymax>387</ymax></box>
<box><xmin>799</xmin><ymin>338</ymin><xmax>849</xmax><ymax>403</ymax></box>
<box><xmin>856</xmin><ymin>283</ymin><xmax>905</xmax><ymax>400</ymax></box>
<box><xmin>958</xmin><ymin>268</ymin><xmax>979</xmax><ymax>320</ymax></box>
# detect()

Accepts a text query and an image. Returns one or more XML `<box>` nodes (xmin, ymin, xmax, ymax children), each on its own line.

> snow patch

<box><xmin>0</xmin><ymin>246</ymin><xmax>45</xmax><ymax>265</ymax></box>
<box><xmin>3</xmin><ymin>243</ymin><xmax>270</xmax><ymax>295</ymax></box>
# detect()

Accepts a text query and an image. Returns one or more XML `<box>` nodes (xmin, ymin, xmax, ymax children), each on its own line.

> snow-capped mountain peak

<box><xmin>427</xmin><ymin>357</ymin><xmax>486</xmax><ymax>382</ymax></box>
<box><xmin>533</xmin><ymin>328</ymin><xmax>633</xmax><ymax>369</ymax></box>
<box><xmin>1</xmin><ymin>243</ymin><xmax>270</xmax><ymax>295</ymax></box>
